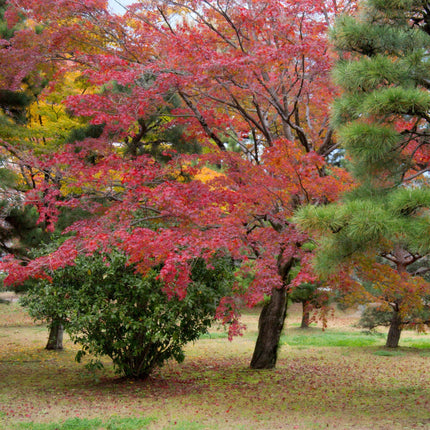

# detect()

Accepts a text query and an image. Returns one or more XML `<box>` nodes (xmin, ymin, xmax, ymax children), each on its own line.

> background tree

<box><xmin>296</xmin><ymin>0</ymin><xmax>430</xmax><ymax>347</ymax></box>
<box><xmin>358</xmin><ymin>299</ymin><xmax>430</xmax><ymax>333</ymax></box>
<box><xmin>289</xmin><ymin>282</ymin><xmax>330</xmax><ymax>329</ymax></box>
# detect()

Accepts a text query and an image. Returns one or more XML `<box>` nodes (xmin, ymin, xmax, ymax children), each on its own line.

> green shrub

<box><xmin>21</xmin><ymin>250</ymin><xmax>234</xmax><ymax>379</ymax></box>
<box><xmin>358</xmin><ymin>306</ymin><xmax>392</xmax><ymax>330</ymax></box>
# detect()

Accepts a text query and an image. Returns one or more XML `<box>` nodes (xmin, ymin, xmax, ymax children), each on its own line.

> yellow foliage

<box><xmin>193</xmin><ymin>166</ymin><xmax>224</xmax><ymax>183</ymax></box>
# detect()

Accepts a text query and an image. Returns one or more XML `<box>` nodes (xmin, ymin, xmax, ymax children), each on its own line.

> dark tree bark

<box><xmin>250</xmin><ymin>286</ymin><xmax>288</xmax><ymax>369</ymax></box>
<box><xmin>250</xmin><ymin>255</ymin><xmax>296</xmax><ymax>369</ymax></box>
<box><xmin>300</xmin><ymin>301</ymin><xmax>310</xmax><ymax>329</ymax></box>
<box><xmin>386</xmin><ymin>308</ymin><xmax>402</xmax><ymax>348</ymax></box>
<box><xmin>46</xmin><ymin>320</ymin><xmax>64</xmax><ymax>350</ymax></box>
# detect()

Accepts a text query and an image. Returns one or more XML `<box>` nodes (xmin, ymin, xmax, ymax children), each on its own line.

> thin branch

<box><xmin>177</xmin><ymin>90</ymin><xmax>226</xmax><ymax>151</ymax></box>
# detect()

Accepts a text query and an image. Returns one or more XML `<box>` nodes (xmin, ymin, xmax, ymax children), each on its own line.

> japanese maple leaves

<box><xmin>1</xmin><ymin>0</ymin><xmax>355</xmax><ymax>338</ymax></box>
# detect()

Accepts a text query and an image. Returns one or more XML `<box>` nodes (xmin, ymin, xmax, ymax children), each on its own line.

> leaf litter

<box><xmin>0</xmin><ymin>301</ymin><xmax>429</xmax><ymax>429</ymax></box>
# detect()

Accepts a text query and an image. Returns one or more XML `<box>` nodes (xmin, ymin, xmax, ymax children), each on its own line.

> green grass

<box><xmin>373</xmin><ymin>349</ymin><xmax>406</xmax><ymax>357</ymax></box>
<box><xmin>199</xmin><ymin>331</ymin><xmax>228</xmax><ymax>339</ymax></box>
<box><xmin>401</xmin><ymin>337</ymin><xmax>430</xmax><ymax>349</ymax></box>
<box><xmin>281</xmin><ymin>330</ymin><xmax>385</xmax><ymax>347</ymax></box>
<box><xmin>15</xmin><ymin>417</ymin><xmax>155</xmax><ymax>430</ymax></box>
<box><xmin>288</xmin><ymin>322</ymin><xmax>318</xmax><ymax>328</ymax></box>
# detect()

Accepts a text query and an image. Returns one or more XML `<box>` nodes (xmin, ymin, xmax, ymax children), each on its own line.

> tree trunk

<box><xmin>301</xmin><ymin>301</ymin><xmax>310</xmax><ymax>329</ymax></box>
<box><xmin>250</xmin><ymin>286</ymin><xmax>288</xmax><ymax>369</ymax></box>
<box><xmin>46</xmin><ymin>320</ymin><xmax>64</xmax><ymax>350</ymax></box>
<box><xmin>386</xmin><ymin>309</ymin><xmax>402</xmax><ymax>348</ymax></box>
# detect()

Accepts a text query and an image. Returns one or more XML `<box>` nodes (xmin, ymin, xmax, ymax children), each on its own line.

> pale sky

<box><xmin>108</xmin><ymin>0</ymin><xmax>134</xmax><ymax>14</ymax></box>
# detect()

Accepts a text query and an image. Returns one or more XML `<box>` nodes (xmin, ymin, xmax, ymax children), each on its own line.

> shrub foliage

<box><xmin>22</xmin><ymin>250</ymin><xmax>234</xmax><ymax>379</ymax></box>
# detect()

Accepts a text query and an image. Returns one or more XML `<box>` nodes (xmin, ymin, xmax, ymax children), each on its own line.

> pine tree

<box><xmin>296</xmin><ymin>0</ymin><xmax>430</xmax><ymax>347</ymax></box>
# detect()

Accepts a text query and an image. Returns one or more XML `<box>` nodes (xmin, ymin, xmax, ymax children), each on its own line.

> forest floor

<box><xmin>0</xmin><ymin>294</ymin><xmax>430</xmax><ymax>429</ymax></box>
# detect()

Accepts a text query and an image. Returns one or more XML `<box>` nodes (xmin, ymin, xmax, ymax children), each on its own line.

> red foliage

<box><xmin>0</xmin><ymin>0</ymin><xmax>356</xmax><ymax>334</ymax></box>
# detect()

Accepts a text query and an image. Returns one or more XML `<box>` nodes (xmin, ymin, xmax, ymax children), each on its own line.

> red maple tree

<box><xmin>1</xmin><ymin>0</ymin><xmax>356</xmax><ymax>368</ymax></box>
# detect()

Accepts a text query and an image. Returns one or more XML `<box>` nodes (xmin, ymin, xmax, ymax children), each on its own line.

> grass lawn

<box><xmin>0</xmin><ymin>296</ymin><xmax>429</xmax><ymax>429</ymax></box>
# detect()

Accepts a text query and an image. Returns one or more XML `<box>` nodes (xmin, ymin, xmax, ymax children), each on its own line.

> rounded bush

<box><xmin>22</xmin><ymin>250</ymin><xmax>234</xmax><ymax>379</ymax></box>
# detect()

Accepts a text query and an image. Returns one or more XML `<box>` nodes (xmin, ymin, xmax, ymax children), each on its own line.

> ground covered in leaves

<box><xmin>0</xmin><ymin>297</ymin><xmax>429</xmax><ymax>429</ymax></box>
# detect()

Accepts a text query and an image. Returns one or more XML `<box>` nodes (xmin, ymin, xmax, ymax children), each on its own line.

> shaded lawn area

<box><xmin>0</xmin><ymin>301</ymin><xmax>430</xmax><ymax>429</ymax></box>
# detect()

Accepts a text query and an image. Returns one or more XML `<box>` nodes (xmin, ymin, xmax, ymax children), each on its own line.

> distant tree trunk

<box><xmin>301</xmin><ymin>301</ymin><xmax>310</xmax><ymax>329</ymax></box>
<box><xmin>250</xmin><ymin>286</ymin><xmax>288</xmax><ymax>369</ymax></box>
<box><xmin>386</xmin><ymin>307</ymin><xmax>402</xmax><ymax>348</ymax></box>
<box><xmin>46</xmin><ymin>320</ymin><xmax>64</xmax><ymax>350</ymax></box>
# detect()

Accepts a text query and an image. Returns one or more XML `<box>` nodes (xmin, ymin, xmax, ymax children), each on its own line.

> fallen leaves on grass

<box><xmin>0</xmin><ymin>303</ymin><xmax>430</xmax><ymax>429</ymax></box>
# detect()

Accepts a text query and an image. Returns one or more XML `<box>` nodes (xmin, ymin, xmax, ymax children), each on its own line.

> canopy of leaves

<box><xmin>0</xmin><ymin>0</ymin><xmax>354</xmax><ymax>348</ymax></box>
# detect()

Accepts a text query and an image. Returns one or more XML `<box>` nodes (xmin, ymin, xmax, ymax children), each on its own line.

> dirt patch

<box><xmin>0</xmin><ymin>290</ymin><xmax>20</xmax><ymax>302</ymax></box>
